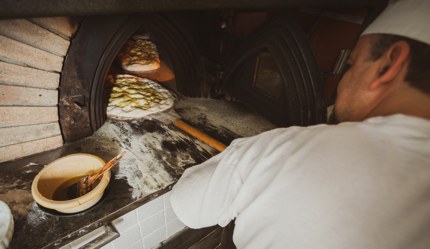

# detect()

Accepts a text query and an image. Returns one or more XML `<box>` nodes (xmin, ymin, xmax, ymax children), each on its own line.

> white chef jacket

<box><xmin>170</xmin><ymin>114</ymin><xmax>430</xmax><ymax>249</ymax></box>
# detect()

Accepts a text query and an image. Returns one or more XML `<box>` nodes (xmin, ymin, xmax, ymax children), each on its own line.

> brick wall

<box><xmin>0</xmin><ymin>17</ymin><xmax>78</xmax><ymax>162</ymax></box>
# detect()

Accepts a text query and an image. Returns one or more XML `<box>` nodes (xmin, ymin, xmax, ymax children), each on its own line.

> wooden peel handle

<box><xmin>173</xmin><ymin>119</ymin><xmax>226</xmax><ymax>152</ymax></box>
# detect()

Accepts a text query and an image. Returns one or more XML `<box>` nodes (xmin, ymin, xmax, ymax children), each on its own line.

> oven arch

<box><xmin>60</xmin><ymin>14</ymin><xmax>204</xmax><ymax>142</ymax></box>
<box><xmin>223</xmin><ymin>17</ymin><xmax>327</xmax><ymax>126</ymax></box>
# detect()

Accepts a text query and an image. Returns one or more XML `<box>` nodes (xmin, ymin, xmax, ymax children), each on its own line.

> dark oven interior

<box><xmin>58</xmin><ymin>6</ymin><xmax>379</xmax><ymax>143</ymax></box>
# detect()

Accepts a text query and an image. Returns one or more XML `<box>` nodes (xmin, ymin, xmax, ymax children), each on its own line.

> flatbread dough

<box><xmin>117</xmin><ymin>35</ymin><xmax>160</xmax><ymax>72</ymax></box>
<box><xmin>106</xmin><ymin>74</ymin><xmax>175</xmax><ymax>120</ymax></box>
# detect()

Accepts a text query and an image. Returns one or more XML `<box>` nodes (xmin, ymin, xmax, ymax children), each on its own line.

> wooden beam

<box><xmin>0</xmin><ymin>19</ymin><xmax>70</xmax><ymax>56</ymax></box>
<box><xmin>0</xmin><ymin>122</ymin><xmax>61</xmax><ymax>147</ymax></box>
<box><xmin>0</xmin><ymin>135</ymin><xmax>63</xmax><ymax>163</ymax></box>
<box><xmin>0</xmin><ymin>84</ymin><xmax>58</xmax><ymax>106</ymax></box>
<box><xmin>0</xmin><ymin>106</ymin><xmax>58</xmax><ymax>127</ymax></box>
<box><xmin>0</xmin><ymin>35</ymin><xmax>63</xmax><ymax>72</ymax></box>
<box><xmin>0</xmin><ymin>61</ymin><xmax>59</xmax><ymax>89</ymax></box>
<box><xmin>30</xmin><ymin>17</ymin><xmax>79</xmax><ymax>40</ymax></box>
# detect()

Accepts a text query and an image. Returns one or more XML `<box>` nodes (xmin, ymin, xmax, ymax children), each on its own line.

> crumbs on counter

<box><xmin>92</xmin><ymin>118</ymin><xmax>215</xmax><ymax>199</ymax></box>
<box><xmin>0</xmin><ymin>189</ymin><xmax>33</xmax><ymax>218</ymax></box>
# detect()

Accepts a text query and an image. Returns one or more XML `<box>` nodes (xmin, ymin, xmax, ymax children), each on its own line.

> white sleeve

<box><xmin>170</xmin><ymin>142</ymin><xmax>242</xmax><ymax>229</ymax></box>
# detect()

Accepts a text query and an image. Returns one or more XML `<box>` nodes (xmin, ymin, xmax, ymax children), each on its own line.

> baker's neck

<box><xmin>366</xmin><ymin>84</ymin><xmax>430</xmax><ymax>121</ymax></box>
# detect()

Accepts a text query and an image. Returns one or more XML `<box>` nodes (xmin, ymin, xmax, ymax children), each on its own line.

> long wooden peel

<box><xmin>149</xmin><ymin>110</ymin><xmax>227</xmax><ymax>152</ymax></box>
<box><xmin>173</xmin><ymin>119</ymin><xmax>226</xmax><ymax>152</ymax></box>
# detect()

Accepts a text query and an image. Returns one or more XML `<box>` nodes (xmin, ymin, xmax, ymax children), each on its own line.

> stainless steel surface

<box><xmin>76</xmin><ymin>223</ymin><xmax>119</xmax><ymax>249</ymax></box>
<box><xmin>333</xmin><ymin>49</ymin><xmax>351</xmax><ymax>75</ymax></box>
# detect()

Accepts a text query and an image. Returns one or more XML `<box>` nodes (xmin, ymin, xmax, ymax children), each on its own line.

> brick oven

<box><xmin>0</xmin><ymin>0</ymin><xmax>387</xmax><ymax>248</ymax></box>
<box><xmin>0</xmin><ymin>17</ymin><xmax>77</xmax><ymax>162</ymax></box>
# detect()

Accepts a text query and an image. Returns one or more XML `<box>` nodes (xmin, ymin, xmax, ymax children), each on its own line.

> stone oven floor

<box><xmin>0</xmin><ymin>96</ymin><xmax>275</xmax><ymax>248</ymax></box>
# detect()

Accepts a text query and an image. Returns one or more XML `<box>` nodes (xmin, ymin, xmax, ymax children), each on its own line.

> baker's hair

<box><xmin>369</xmin><ymin>34</ymin><xmax>430</xmax><ymax>94</ymax></box>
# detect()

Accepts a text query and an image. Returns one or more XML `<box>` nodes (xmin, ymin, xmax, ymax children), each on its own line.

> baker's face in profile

<box><xmin>333</xmin><ymin>35</ymin><xmax>380</xmax><ymax>123</ymax></box>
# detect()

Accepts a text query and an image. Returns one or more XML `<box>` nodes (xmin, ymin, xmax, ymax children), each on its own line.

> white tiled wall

<box><xmin>109</xmin><ymin>191</ymin><xmax>186</xmax><ymax>249</ymax></box>
<box><xmin>66</xmin><ymin>191</ymin><xmax>187</xmax><ymax>249</ymax></box>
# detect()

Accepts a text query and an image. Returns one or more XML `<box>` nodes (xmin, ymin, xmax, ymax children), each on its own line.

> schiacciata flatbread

<box><xmin>118</xmin><ymin>35</ymin><xmax>160</xmax><ymax>72</ymax></box>
<box><xmin>106</xmin><ymin>74</ymin><xmax>175</xmax><ymax>120</ymax></box>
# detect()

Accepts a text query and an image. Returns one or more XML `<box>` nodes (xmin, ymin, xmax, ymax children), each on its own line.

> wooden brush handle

<box><xmin>100</xmin><ymin>151</ymin><xmax>126</xmax><ymax>173</ymax></box>
<box><xmin>87</xmin><ymin>151</ymin><xmax>126</xmax><ymax>186</ymax></box>
<box><xmin>173</xmin><ymin>119</ymin><xmax>226</xmax><ymax>152</ymax></box>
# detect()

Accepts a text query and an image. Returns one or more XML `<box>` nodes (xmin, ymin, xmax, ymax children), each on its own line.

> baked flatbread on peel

<box><xmin>106</xmin><ymin>74</ymin><xmax>175</xmax><ymax>120</ymax></box>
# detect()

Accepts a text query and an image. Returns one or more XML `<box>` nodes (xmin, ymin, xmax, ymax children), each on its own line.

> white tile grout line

<box><xmin>108</xmin><ymin>194</ymin><xmax>172</xmax><ymax>249</ymax></box>
<box><xmin>163</xmin><ymin>194</ymin><xmax>169</xmax><ymax>239</ymax></box>
<box><xmin>136</xmin><ymin>207</ymin><xmax>148</xmax><ymax>249</ymax></box>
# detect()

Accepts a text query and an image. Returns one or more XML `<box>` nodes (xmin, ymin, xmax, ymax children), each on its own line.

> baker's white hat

<box><xmin>362</xmin><ymin>0</ymin><xmax>430</xmax><ymax>45</ymax></box>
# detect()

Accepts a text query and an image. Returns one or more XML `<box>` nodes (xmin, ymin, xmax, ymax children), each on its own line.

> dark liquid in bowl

<box><xmin>52</xmin><ymin>177</ymin><xmax>101</xmax><ymax>200</ymax></box>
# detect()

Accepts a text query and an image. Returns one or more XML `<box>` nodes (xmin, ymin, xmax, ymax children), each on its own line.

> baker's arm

<box><xmin>170</xmin><ymin>143</ymin><xmax>242</xmax><ymax>229</ymax></box>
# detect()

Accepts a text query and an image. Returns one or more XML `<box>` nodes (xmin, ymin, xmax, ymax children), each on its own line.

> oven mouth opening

<box><xmin>90</xmin><ymin>15</ymin><xmax>202</xmax><ymax>133</ymax></box>
<box><xmin>60</xmin><ymin>13</ymin><xmax>327</xmax><ymax>143</ymax></box>
<box><xmin>60</xmin><ymin>14</ymin><xmax>206</xmax><ymax>142</ymax></box>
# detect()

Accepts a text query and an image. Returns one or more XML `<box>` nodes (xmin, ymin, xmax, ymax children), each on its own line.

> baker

<box><xmin>170</xmin><ymin>0</ymin><xmax>430</xmax><ymax>248</ymax></box>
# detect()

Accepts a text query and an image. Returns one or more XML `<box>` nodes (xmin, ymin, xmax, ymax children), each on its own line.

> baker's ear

<box><xmin>369</xmin><ymin>40</ymin><xmax>410</xmax><ymax>90</ymax></box>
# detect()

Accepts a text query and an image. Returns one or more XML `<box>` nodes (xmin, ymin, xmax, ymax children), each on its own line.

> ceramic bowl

<box><xmin>31</xmin><ymin>153</ymin><xmax>111</xmax><ymax>214</ymax></box>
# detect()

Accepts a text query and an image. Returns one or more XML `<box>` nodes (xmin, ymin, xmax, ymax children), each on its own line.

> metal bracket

<box><xmin>77</xmin><ymin>223</ymin><xmax>120</xmax><ymax>249</ymax></box>
<box><xmin>332</xmin><ymin>49</ymin><xmax>351</xmax><ymax>75</ymax></box>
